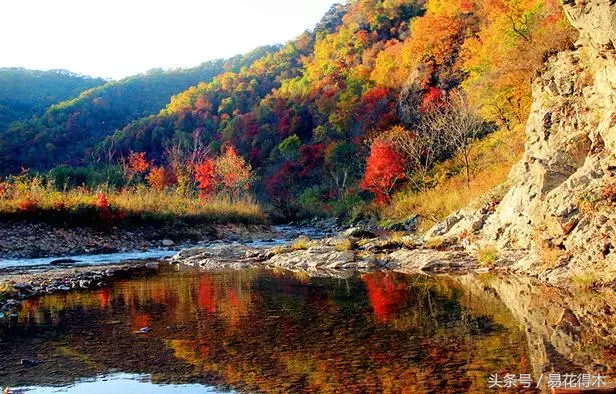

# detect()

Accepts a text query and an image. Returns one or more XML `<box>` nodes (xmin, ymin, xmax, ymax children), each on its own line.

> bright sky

<box><xmin>0</xmin><ymin>0</ymin><xmax>340</xmax><ymax>80</ymax></box>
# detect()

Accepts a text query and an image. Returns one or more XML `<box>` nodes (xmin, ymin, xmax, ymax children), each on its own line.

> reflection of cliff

<box><xmin>454</xmin><ymin>274</ymin><xmax>616</xmax><ymax>383</ymax></box>
<box><xmin>0</xmin><ymin>270</ymin><xmax>536</xmax><ymax>393</ymax></box>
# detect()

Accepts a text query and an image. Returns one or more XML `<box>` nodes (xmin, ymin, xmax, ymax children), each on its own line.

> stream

<box><xmin>1</xmin><ymin>229</ymin><xmax>615</xmax><ymax>393</ymax></box>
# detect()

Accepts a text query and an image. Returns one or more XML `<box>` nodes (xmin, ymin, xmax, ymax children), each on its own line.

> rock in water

<box><xmin>342</xmin><ymin>227</ymin><xmax>377</xmax><ymax>239</ymax></box>
<box><xmin>49</xmin><ymin>258</ymin><xmax>79</xmax><ymax>266</ymax></box>
<box><xmin>162</xmin><ymin>239</ymin><xmax>175</xmax><ymax>247</ymax></box>
<box><xmin>20</xmin><ymin>359</ymin><xmax>41</xmax><ymax>367</ymax></box>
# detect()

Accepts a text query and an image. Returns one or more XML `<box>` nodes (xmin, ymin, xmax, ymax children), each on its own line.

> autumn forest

<box><xmin>0</xmin><ymin>0</ymin><xmax>576</xmax><ymax>226</ymax></box>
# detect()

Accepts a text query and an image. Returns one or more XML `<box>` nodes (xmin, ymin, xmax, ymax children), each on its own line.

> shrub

<box><xmin>299</xmin><ymin>186</ymin><xmax>326</xmax><ymax>217</ymax></box>
<box><xmin>361</xmin><ymin>141</ymin><xmax>407</xmax><ymax>205</ymax></box>
<box><xmin>571</xmin><ymin>271</ymin><xmax>601</xmax><ymax>289</ymax></box>
<box><xmin>477</xmin><ymin>245</ymin><xmax>499</xmax><ymax>266</ymax></box>
<box><xmin>578</xmin><ymin>191</ymin><xmax>599</xmax><ymax>213</ymax></box>
<box><xmin>291</xmin><ymin>236</ymin><xmax>311</xmax><ymax>251</ymax></box>
<box><xmin>18</xmin><ymin>197</ymin><xmax>38</xmax><ymax>212</ymax></box>
<box><xmin>147</xmin><ymin>167</ymin><xmax>170</xmax><ymax>191</ymax></box>
<box><xmin>330</xmin><ymin>192</ymin><xmax>366</xmax><ymax>220</ymax></box>
<box><xmin>334</xmin><ymin>238</ymin><xmax>355</xmax><ymax>252</ymax></box>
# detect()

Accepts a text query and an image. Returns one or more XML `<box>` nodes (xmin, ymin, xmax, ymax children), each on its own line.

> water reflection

<box><xmin>0</xmin><ymin>268</ymin><xmax>613</xmax><ymax>393</ymax></box>
<box><xmin>11</xmin><ymin>373</ymin><xmax>227</xmax><ymax>393</ymax></box>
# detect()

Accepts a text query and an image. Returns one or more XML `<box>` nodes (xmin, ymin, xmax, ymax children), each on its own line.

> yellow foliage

<box><xmin>0</xmin><ymin>176</ymin><xmax>264</xmax><ymax>224</ymax></box>
<box><xmin>381</xmin><ymin>126</ymin><xmax>524</xmax><ymax>231</ymax></box>
<box><xmin>291</xmin><ymin>236</ymin><xmax>311</xmax><ymax>251</ymax></box>
<box><xmin>334</xmin><ymin>238</ymin><xmax>355</xmax><ymax>252</ymax></box>
<box><xmin>477</xmin><ymin>246</ymin><xmax>499</xmax><ymax>266</ymax></box>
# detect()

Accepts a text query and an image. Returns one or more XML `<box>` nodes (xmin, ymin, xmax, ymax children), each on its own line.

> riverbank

<box><xmin>0</xmin><ymin>261</ymin><xmax>162</xmax><ymax>316</ymax></box>
<box><xmin>0</xmin><ymin>221</ymin><xmax>276</xmax><ymax>259</ymax></box>
<box><xmin>168</xmin><ymin>226</ymin><xmax>609</xmax><ymax>289</ymax></box>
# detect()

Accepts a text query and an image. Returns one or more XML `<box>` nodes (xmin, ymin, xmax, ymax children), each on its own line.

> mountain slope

<box><xmin>101</xmin><ymin>0</ymin><xmax>573</xmax><ymax>217</ymax></box>
<box><xmin>0</xmin><ymin>68</ymin><xmax>105</xmax><ymax>132</ymax></box>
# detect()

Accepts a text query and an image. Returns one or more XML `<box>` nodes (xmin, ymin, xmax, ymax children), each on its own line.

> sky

<box><xmin>0</xmin><ymin>0</ymin><xmax>340</xmax><ymax>80</ymax></box>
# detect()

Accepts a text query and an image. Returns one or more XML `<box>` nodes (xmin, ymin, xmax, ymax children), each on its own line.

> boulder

<box><xmin>342</xmin><ymin>227</ymin><xmax>377</xmax><ymax>239</ymax></box>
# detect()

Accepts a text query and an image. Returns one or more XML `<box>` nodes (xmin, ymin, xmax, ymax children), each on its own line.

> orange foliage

<box><xmin>95</xmin><ymin>192</ymin><xmax>110</xmax><ymax>211</ymax></box>
<box><xmin>18</xmin><ymin>197</ymin><xmax>38</xmax><ymax>212</ymax></box>
<box><xmin>194</xmin><ymin>159</ymin><xmax>217</xmax><ymax>197</ymax></box>
<box><xmin>146</xmin><ymin>166</ymin><xmax>171</xmax><ymax>191</ymax></box>
<box><xmin>215</xmin><ymin>146</ymin><xmax>253</xmax><ymax>194</ymax></box>
<box><xmin>127</xmin><ymin>151</ymin><xmax>150</xmax><ymax>175</ymax></box>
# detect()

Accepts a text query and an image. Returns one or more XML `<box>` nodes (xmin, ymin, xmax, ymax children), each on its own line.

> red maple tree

<box><xmin>194</xmin><ymin>159</ymin><xmax>217</xmax><ymax>197</ymax></box>
<box><xmin>360</xmin><ymin>140</ymin><xmax>407</xmax><ymax>204</ymax></box>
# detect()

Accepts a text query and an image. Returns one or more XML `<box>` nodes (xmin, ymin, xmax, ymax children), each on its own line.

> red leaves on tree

<box><xmin>298</xmin><ymin>143</ymin><xmax>325</xmax><ymax>177</ymax></box>
<box><xmin>127</xmin><ymin>152</ymin><xmax>150</xmax><ymax>174</ymax></box>
<box><xmin>194</xmin><ymin>146</ymin><xmax>253</xmax><ymax>198</ymax></box>
<box><xmin>194</xmin><ymin>159</ymin><xmax>217</xmax><ymax>197</ymax></box>
<box><xmin>264</xmin><ymin>162</ymin><xmax>297</xmax><ymax>209</ymax></box>
<box><xmin>356</xmin><ymin>87</ymin><xmax>397</xmax><ymax>133</ymax></box>
<box><xmin>360</xmin><ymin>141</ymin><xmax>407</xmax><ymax>205</ymax></box>
<box><xmin>420</xmin><ymin>87</ymin><xmax>445</xmax><ymax>112</ymax></box>
<box><xmin>249</xmin><ymin>147</ymin><xmax>261</xmax><ymax>165</ymax></box>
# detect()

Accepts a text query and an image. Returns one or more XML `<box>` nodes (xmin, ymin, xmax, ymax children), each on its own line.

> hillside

<box><xmin>100</xmin><ymin>0</ymin><xmax>574</xmax><ymax>219</ymax></box>
<box><xmin>0</xmin><ymin>46</ymin><xmax>277</xmax><ymax>173</ymax></box>
<box><xmin>0</xmin><ymin>68</ymin><xmax>105</xmax><ymax>132</ymax></box>
<box><xmin>0</xmin><ymin>0</ymin><xmax>577</xmax><ymax>223</ymax></box>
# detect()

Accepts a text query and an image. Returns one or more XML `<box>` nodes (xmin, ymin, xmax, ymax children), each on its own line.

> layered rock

<box><xmin>428</xmin><ymin>0</ymin><xmax>616</xmax><ymax>283</ymax></box>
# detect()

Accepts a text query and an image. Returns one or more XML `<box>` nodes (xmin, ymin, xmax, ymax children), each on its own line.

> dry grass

<box><xmin>381</xmin><ymin>126</ymin><xmax>524</xmax><ymax>233</ymax></box>
<box><xmin>571</xmin><ymin>271</ymin><xmax>601</xmax><ymax>289</ymax></box>
<box><xmin>425</xmin><ymin>237</ymin><xmax>447</xmax><ymax>250</ymax></box>
<box><xmin>0</xmin><ymin>176</ymin><xmax>265</xmax><ymax>226</ymax></box>
<box><xmin>334</xmin><ymin>238</ymin><xmax>355</xmax><ymax>252</ymax></box>
<box><xmin>476</xmin><ymin>245</ymin><xmax>499</xmax><ymax>267</ymax></box>
<box><xmin>291</xmin><ymin>236</ymin><xmax>311</xmax><ymax>251</ymax></box>
<box><xmin>0</xmin><ymin>283</ymin><xmax>12</xmax><ymax>302</ymax></box>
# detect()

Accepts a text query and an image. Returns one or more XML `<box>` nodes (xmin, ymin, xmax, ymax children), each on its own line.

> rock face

<box><xmin>427</xmin><ymin>0</ymin><xmax>616</xmax><ymax>283</ymax></box>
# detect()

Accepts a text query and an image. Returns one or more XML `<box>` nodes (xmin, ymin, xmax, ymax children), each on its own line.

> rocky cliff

<box><xmin>427</xmin><ymin>0</ymin><xmax>616</xmax><ymax>284</ymax></box>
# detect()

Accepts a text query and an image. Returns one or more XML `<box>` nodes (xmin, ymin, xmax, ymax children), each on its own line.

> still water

<box><xmin>1</xmin><ymin>267</ymin><xmax>614</xmax><ymax>393</ymax></box>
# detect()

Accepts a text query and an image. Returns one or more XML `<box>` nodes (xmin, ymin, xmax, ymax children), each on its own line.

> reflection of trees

<box><xmin>1</xmin><ymin>269</ymin><xmax>537</xmax><ymax>392</ymax></box>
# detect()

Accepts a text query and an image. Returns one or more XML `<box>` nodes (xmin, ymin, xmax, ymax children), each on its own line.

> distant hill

<box><xmin>0</xmin><ymin>46</ymin><xmax>277</xmax><ymax>172</ymax></box>
<box><xmin>0</xmin><ymin>68</ymin><xmax>105</xmax><ymax>132</ymax></box>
